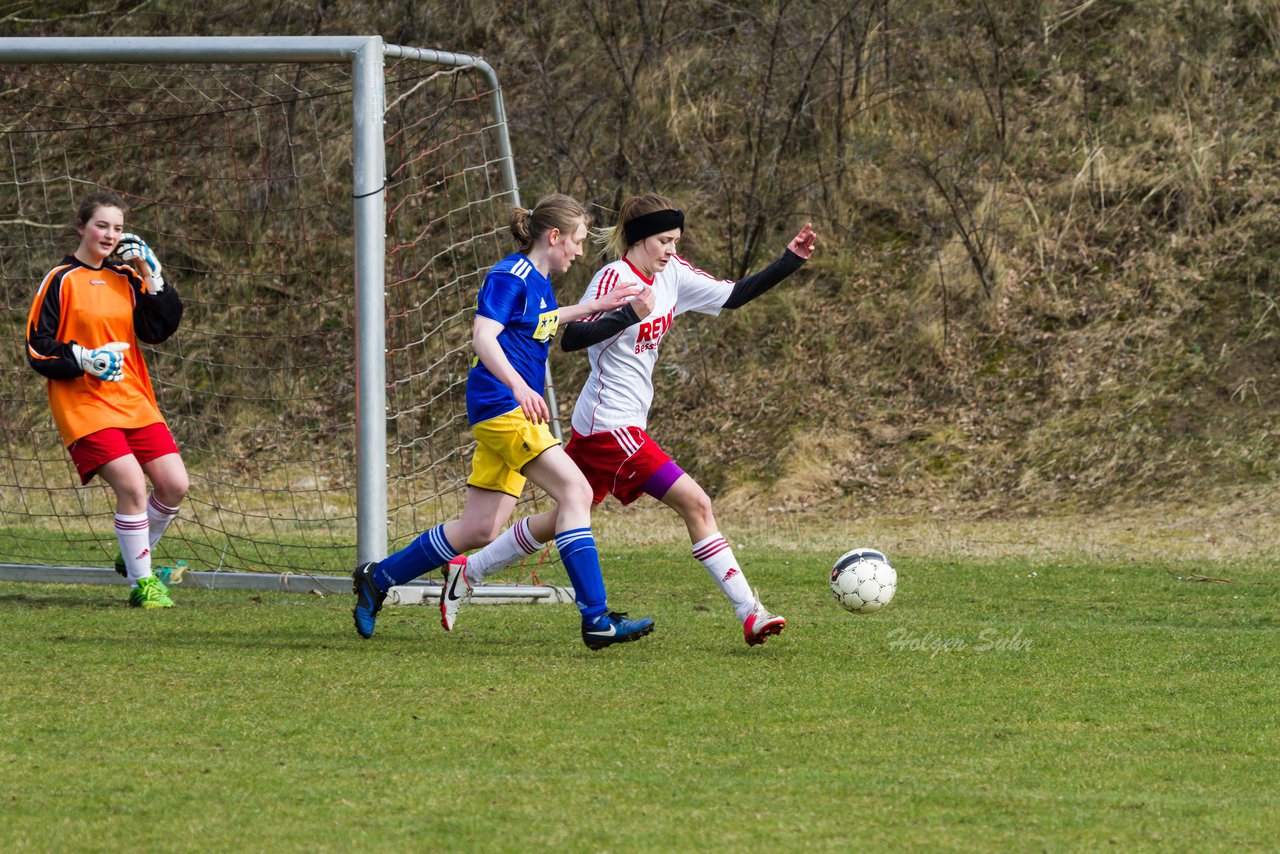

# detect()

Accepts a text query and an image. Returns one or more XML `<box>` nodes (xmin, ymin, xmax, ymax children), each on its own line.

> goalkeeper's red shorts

<box><xmin>68</xmin><ymin>422</ymin><xmax>180</xmax><ymax>485</ymax></box>
<box><xmin>565</xmin><ymin>427</ymin><xmax>685</xmax><ymax>506</ymax></box>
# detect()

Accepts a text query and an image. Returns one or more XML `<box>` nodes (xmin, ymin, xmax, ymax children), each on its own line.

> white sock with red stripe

<box><xmin>114</xmin><ymin>512</ymin><xmax>152</xmax><ymax>584</ymax></box>
<box><xmin>692</xmin><ymin>533</ymin><xmax>755</xmax><ymax>621</ymax></box>
<box><xmin>146</xmin><ymin>493</ymin><xmax>180</xmax><ymax>548</ymax></box>
<box><xmin>466</xmin><ymin>516</ymin><xmax>544</xmax><ymax>584</ymax></box>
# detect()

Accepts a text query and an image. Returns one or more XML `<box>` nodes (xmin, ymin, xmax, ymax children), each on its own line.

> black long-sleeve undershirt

<box><xmin>721</xmin><ymin>248</ymin><xmax>806</xmax><ymax>309</ymax></box>
<box><xmin>560</xmin><ymin>303</ymin><xmax>643</xmax><ymax>352</ymax></box>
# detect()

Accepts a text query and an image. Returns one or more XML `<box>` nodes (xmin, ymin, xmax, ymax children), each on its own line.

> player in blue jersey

<box><xmin>440</xmin><ymin>193</ymin><xmax>816</xmax><ymax>646</ymax></box>
<box><xmin>352</xmin><ymin>193</ymin><xmax>656</xmax><ymax>649</ymax></box>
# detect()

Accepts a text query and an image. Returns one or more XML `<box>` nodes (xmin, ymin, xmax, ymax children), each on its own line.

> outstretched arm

<box><xmin>722</xmin><ymin>222</ymin><xmax>817</xmax><ymax>310</ymax></box>
<box><xmin>560</xmin><ymin>303</ymin><xmax>643</xmax><ymax>351</ymax></box>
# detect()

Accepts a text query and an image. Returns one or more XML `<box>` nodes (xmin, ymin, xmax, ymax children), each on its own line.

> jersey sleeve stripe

<box><xmin>582</xmin><ymin>268</ymin><xmax>618</xmax><ymax>321</ymax></box>
<box><xmin>25</xmin><ymin>264</ymin><xmax>73</xmax><ymax>360</ymax></box>
<box><xmin>594</xmin><ymin>267</ymin><xmax>617</xmax><ymax>299</ymax></box>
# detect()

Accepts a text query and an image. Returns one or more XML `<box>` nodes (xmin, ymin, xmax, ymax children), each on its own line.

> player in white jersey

<box><xmin>440</xmin><ymin>193</ymin><xmax>816</xmax><ymax>646</ymax></box>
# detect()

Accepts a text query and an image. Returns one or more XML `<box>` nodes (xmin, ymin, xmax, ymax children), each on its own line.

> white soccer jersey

<box><xmin>571</xmin><ymin>255</ymin><xmax>735</xmax><ymax>435</ymax></box>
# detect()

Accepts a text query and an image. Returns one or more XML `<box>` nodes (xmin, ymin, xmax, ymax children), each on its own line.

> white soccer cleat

<box><xmin>440</xmin><ymin>555</ymin><xmax>472</xmax><ymax>632</ymax></box>
<box><xmin>743</xmin><ymin>591</ymin><xmax>786</xmax><ymax>646</ymax></box>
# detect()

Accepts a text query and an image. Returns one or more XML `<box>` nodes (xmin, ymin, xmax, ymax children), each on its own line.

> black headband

<box><xmin>623</xmin><ymin>208</ymin><xmax>684</xmax><ymax>245</ymax></box>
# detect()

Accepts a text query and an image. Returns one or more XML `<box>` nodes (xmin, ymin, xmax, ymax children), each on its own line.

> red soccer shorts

<box><xmin>565</xmin><ymin>426</ymin><xmax>685</xmax><ymax>506</ymax></box>
<box><xmin>68</xmin><ymin>422</ymin><xmax>180</xmax><ymax>485</ymax></box>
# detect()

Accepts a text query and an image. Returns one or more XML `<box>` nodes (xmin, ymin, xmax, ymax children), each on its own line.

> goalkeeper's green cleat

<box><xmin>113</xmin><ymin>550</ymin><xmax>126</xmax><ymax>577</ymax></box>
<box><xmin>129</xmin><ymin>575</ymin><xmax>174</xmax><ymax>609</ymax></box>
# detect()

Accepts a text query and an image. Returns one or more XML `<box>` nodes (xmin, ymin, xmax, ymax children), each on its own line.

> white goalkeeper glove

<box><xmin>113</xmin><ymin>233</ymin><xmax>166</xmax><ymax>294</ymax></box>
<box><xmin>71</xmin><ymin>342</ymin><xmax>130</xmax><ymax>382</ymax></box>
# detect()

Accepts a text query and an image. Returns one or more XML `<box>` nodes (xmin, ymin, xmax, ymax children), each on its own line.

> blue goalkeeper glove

<box><xmin>113</xmin><ymin>233</ymin><xmax>166</xmax><ymax>294</ymax></box>
<box><xmin>71</xmin><ymin>342</ymin><xmax>130</xmax><ymax>382</ymax></box>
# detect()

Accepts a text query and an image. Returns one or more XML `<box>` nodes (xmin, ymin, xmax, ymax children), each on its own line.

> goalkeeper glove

<box><xmin>71</xmin><ymin>342</ymin><xmax>130</xmax><ymax>382</ymax></box>
<box><xmin>114</xmin><ymin>233</ymin><xmax>166</xmax><ymax>294</ymax></box>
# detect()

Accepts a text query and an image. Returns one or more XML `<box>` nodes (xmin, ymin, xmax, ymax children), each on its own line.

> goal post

<box><xmin>0</xmin><ymin>36</ymin><xmax>565</xmax><ymax>597</ymax></box>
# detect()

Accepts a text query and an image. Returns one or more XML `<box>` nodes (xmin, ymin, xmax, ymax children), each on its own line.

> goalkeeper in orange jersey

<box><xmin>26</xmin><ymin>192</ymin><xmax>187</xmax><ymax>608</ymax></box>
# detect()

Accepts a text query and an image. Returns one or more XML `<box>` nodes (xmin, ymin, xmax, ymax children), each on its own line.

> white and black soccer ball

<box><xmin>830</xmin><ymin>547</ymin><xmax>897</xmax><ymax>613</ymax></box>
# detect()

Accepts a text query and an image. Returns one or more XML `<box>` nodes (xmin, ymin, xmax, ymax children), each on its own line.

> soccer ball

<box><xmin>830</xmin><ymin>548</ymin><xmax>897</xmax><ymax>613</ymax></box>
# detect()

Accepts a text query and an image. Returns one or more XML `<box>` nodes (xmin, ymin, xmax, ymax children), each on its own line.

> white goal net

<box><xmin>0</xmin><ymin>38</ymin><xmax>558</xmax><ymax>589</ymax></box>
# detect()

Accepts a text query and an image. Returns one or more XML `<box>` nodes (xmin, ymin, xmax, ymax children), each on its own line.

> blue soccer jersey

<box><xmin>466</xmin><ymin>253</ymin><xmax>560</xmax><ymax>425</ymax></box>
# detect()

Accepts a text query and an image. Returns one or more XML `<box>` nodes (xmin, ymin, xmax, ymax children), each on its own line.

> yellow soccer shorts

<box><xmin>468</xmin><ymin>408</ymin><xmax>561</xmax><ymax>497</ymax></box>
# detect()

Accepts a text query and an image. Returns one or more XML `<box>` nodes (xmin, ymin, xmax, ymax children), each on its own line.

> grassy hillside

<box><xmin>5</xmin><ymin>0</ymin><xmax>1277</xmax><ymax>516</ymax></box>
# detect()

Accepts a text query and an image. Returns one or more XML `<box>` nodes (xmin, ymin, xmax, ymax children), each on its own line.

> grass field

<box><xmin>1</xmin><ymin>513</ymin><xmax>1277</xmax><ymax>852</ymax></box>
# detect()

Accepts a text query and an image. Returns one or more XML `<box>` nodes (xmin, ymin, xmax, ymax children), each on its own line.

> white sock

<box><xmin>147</xmin><ymin>493</ymin><xmax>180</xmax><ymax>548</ymax></box>
<box><xmin>692</xmin><ymin>533</ymin><xmax>755</xmax><ymax>621</ymax></box>
<box><xmin>115</xmin><ymin>512</ymin><xmax>152</xmax><ymax>584</ymax></box>
<box><xmin>466</xmin><ymin>516</ymin><xmax>544</xmax><ymax>583</ymax></box>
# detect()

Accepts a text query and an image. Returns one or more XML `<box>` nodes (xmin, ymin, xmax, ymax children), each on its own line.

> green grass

<box><xmin>1</xmin><ymin>548</ymin><xmax>1276</xmax><ymax>852</ymax></box>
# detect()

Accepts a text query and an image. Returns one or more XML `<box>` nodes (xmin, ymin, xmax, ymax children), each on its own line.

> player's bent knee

<box><xmin>105</xmin><ymin>473</ymin><xmax>149</xmax><ymax>506</ymax></box>
<box><xmin>453</xmin><ymin>522</ymin><xmax>500</xmax><ymax>552</ymax></box>
<box><xmin>146</xmin><ymin>456</ymin><xmax>190</xmax><ymax>505</ymax></box>
<box><xmin>692</xmin><ymin>495</ymin><xmax>716</xmax><ymax>528</ymax></box>
<box><xmin>557</xmin><ymin>480</ymin><xmax>594</xmax><ymax>517</ymax></box>
<box><xmin>115</xmin><ymin>485</ymin><xmax>148</xmax><ymax>509</ymax></box>
<box><xmin>482</xmin><ymin>520</ymin><xmax>508</xmax><ymax>544</ymax></box>
<box><xmin>155</xmin><ymin>476</ymin><xmax>189</xmax><ymax>506</ymax></box>
<box><xmin>672</xmin><ymin>489</ymin><xmax>715</xmax><ymax>527</ymax></box>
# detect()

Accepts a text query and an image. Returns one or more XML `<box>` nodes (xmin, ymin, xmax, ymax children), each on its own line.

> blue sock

<box><xmin>374</xmin><ymin>524</ymin><xmax>457</xmax><ymax>590</ymax></box>
<box><xmin>555</xmin><ymin>528</ymin><xmax>608</xmax><ymax>622</ymax></box>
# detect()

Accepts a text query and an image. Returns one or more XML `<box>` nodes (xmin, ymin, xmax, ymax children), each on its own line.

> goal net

<box><xmin>0</xmin><ymin>39</ymin><xmax>558</xmax><ymax>588</ymax></box>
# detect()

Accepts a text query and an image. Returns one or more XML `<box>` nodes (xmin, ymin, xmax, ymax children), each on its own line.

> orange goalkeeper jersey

<box><xmin>26</xmin><ymin>256</ymin><xmax>183</xmax><ymax>446</ymax></box>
